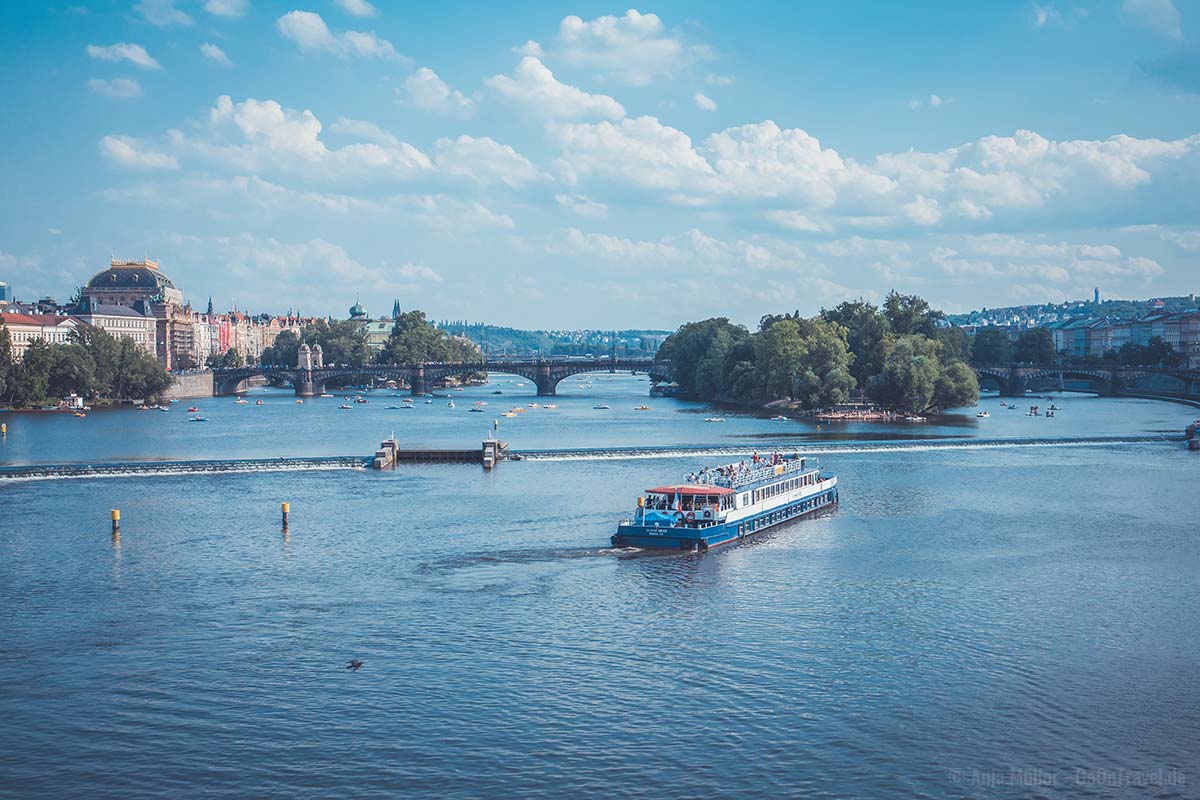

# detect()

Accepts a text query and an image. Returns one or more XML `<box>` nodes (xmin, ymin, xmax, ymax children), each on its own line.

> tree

<box><xmin>884</xmin><ymin>290</ymin><xmax>943</xmax><ymax>337</ymax></box>
<box><xmin>935</xmin><ymin>326</ymin><xmax>972</xmax><ymax>364</ymax></box>
<box><xmin>821</xmin><ymin>300</ymin><xmax>892</xmax><ymax>387</ymax></box>
<box><xmin>935</xmin><ymin>360</ymin><xmax>980</xmax><ymax>410</ymax></box>
<box><xmin>218</xmin><ymin>348</ymin><xmax>244</xmax><ymax>368</ymax></box>
<box><xmin>301</xmin><ymin>320</ymin><xmax>370</xmax><ymax>367</ymax></box>
<box><xmin>1014</xmin><ymin>328</ymin><xmax>1054</xmax><ymax>363</ymax></box>
<box><xmin>268</xmin><ymin>330</ymin><xmax>300</xmax><ymax>368</ymax></box>
<box><xmin>971</xmin><ymin>328</ymin><xmax>1013</xmax><ymax>363</ymax></box>
<box><xmin>0</xmin><ymin>320</ymin><xmax>12</xmax><ymax>403</ymax></box>
<box><xmin>656</xmin><ymin>318</ymin><xmax>750</xmax><ymax>398</ymax></box>
<box><xmin>872</xmin><ymin>335</ymin><xmax>942</xmax><ymax>413</ymax></box>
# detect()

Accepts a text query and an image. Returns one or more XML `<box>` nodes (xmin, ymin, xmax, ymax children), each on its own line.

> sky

<box><xmin>1</xmin><ymin>0</ymin><xmax>1198</xmax><ymax>328</ymax></box>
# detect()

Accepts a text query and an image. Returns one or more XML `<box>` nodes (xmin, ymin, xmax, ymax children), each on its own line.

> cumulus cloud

<box><xmin>693</xmin><ymin>92</ymin><xmax>717</xmax><ymax>112</ymax></box>
<box><xmin>200</xmin><ymin>43</ymin><xmax>233</xmax><ymax>67</ymax></box>
<box><xmin>275</xmin><ymin>10</ymin><xmax>400</xmax><ymax>59</ymax></box>
<box><xmin>555</xmin><ymin>9</ymin><xmax>713</xmax><ymax>86</ymax></box>
<box><xmin>99</xmin><ymin>135</ymin><xmax>179</xmax><ymax>169</ymax></box>
<box><xmin>555</xmin><ymin>193</ymin><xmax>608</xmax><ymax>218</ymax></box>
<box><xmin>329</xmin><ymin>117</ymin><xmax>399</xmax><ymax>147</ymax></box>
<box><xmin>765</xmin><ymin>210</ymin><xmax>826</xmax><ymax>232</ymax></box>
<box><xmin>434</xmin><ymin>135</ymin><xmax>542</xmax><ymax>187</ymax></box>
<box><xmin>133</xmin><ymin>0</ymin><xmax>192</xmax><ymax>27</ymax></box>
<box><xmin>402</xmin><ymin>67</ymin><xmax>474</xmax><ymax>116</ymax></box>
<box><xmin>486</xmin><ymin>57</ymin><xmax>625</xmax><ymax>120</ymax></box>
<box><xmin>513</xmin><ymin>40</ymin><xmax>543</xmax><ymax>57</ymax></box>
<box><xmin>86</xmin><ymin>43</ymin><xmax>161</xmax><ymax>70</ymax></box>
<box><xmin>334</xmin><ymin>0</ymin><xmax>378</xmax><ymax>18</ymax></box>
<box><xmin>909</xmin><ymin>94</ymin><xmax>955</xmax><ymax>110</ymax></box>
<box><xmin>1122</xmin><ymin>0</ymin><xmax>1182</xmax><ymax>39</ymax></box>
<box><xmin>204</xmin><ymin>0</ymin><xmax>248</xmax><ymax>17</ymax></box>
<box><xmin>88</xmin><ymin>77</ymin><xmax>143</xmax><ymax>98</ymax></box>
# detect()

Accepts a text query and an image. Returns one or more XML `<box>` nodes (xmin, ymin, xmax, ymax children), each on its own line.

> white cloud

<box><xmin>133</xmin><ymin>0</ymin><xmax>192</xmax><ymax>27</ymax></box>
<box><xmin>555</xmin><ymin>193</ymin><xmax>608</xmax><ymax>218</ymax></box>
<box><xmin>86</xmin><ymin>43</ymin><xmax>162</xmax><ymax>70</ymax></box>
<box><xmin>204</xmin><ymin>0</ymin><xmax>248</xmax><ymax>17</ymax></box>
<box><xmin>765</xmin><ymin>210</ymin><xmax>825</xmax><ymax>232</ymax></box>
<box><xmin>402</xmin><ymin>67</ymin><xmax>474</xmax><ymax>116</ymax></box>
<box><xmin>1122</xmin><ymin>0</ymin><xmax>1182</xmax><ymax>39</ymax></box>
<box><xmin>329</xmin><ymin>117</ymin><xmax>399</xmax><ymax>147</ymax></box>
<box><xmin>548</xmin><ymin>116</ymin><xmax>714</xmax><ymax>191</ymax></box>
<box><xmin>182</xmin><ymin>95</ymin><xmax>431</xmax><ymax>178</ymax></box>
<box><xmin>693</xmin><ymin>92</ymin><xmax>718</xmax><ymax>112</ymax></box>
<box><xmin>513</xmin><ymin>40</ymin><xmax>543</xmax><ymax>57</ymax></box>
<box><xmin>88</xmin><ymin>77</ymin><xmax>143</xmax><ymax>98</ymax></box>
<box><xmin>486</xmin><ymin>57</ymin><xmax>625</xmax><ymax>120</ymax></box>
<box><xmin>334</xmin><ymin>0</ymin><xmax>378</xmax><ymax>18</ymax></box>
<box><xmin>434</xmin><ymin>135</ymin><xmax>542</xmax><ymax>187</ymax></box>
<box><xmin>200</xmin><ymin>43</ymin><xmax>233</xmax><ymax>67</ymax></box>
<box><xmin>555</xmin><ymin>9</ymin><xmax>713</xmax><ymax>86</ymax></box>
<box><xmin>99</xmin><ymin>135</ymin><xmax>179</xmax><ymax>169</ymax></box>
<box><xmin>275</xmin><ymin>11</ymin><xmax>400</xmax><ymax>59</ymax></box>
<box><xmin>706</xmin><ymin>73</ymin><xmax>733</xmax><ymax>86</ymax></box>
<box><xmin>910</xmin><ymin>94</ymin><xmax>956</xmax><ymax>110</ymax></box>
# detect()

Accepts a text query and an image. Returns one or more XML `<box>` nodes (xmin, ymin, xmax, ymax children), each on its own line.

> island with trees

<box><xmin>657</xmin><ymin>291</ymin><xmax>979</xmax><ymax>416</ymax></box>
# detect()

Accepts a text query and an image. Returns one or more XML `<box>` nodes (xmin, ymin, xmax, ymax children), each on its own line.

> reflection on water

<box><xmin>0</xmin><ymin>377</ymin><xmax>1197</xmax><ymax>798</ymax></box>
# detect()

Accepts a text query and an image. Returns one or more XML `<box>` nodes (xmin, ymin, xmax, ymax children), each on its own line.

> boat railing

<box><xmin>702</xmin><ymin>458</ymin><xmax>810</xmax><ymax>490</ymax></box>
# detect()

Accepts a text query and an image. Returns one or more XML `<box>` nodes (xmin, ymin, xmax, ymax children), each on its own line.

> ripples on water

<box><xmin>1</xmin><ymin>381</ymin><xmax>1198</xmax><ymax>798</ymax></box>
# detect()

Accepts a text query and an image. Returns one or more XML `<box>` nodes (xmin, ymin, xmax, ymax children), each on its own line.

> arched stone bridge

<box><xmin>212</xmin><ymin>358</ymin><xmax>676</xmax><ymax>397</ymax></box>
<box><xmin>972</xmin><ymin>362</ymin><xmax>1200</xmax><ymax>400</ymax></box>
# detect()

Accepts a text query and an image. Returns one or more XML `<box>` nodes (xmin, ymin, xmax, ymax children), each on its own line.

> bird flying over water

<box><xmin>346</xmin><ymin>659</ymin><xmax>364</xmax><ymax>672</ymax></box>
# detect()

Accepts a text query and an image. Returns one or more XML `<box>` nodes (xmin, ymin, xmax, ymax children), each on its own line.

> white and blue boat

<box><xmin>612</xmin><ymin>455</ymin><xmax>838</xmax><ymax>551</ymax></box>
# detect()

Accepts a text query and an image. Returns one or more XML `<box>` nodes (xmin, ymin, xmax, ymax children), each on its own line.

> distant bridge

<box><xmin>972</xmin><ymin>362</ymin><xmax>1200</xmax><ymax>401</ymax></box>
<box><xmin>212</xmin><ymin>358</ymin><xmax>676</xmax><ymax>397</ymax></box>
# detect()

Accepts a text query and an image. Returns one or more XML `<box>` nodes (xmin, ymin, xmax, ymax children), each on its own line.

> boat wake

<box><xmin>514</xmin><ymin>435</ymin><xmax>1178</xmax><ymax>462</ymax></box>
<box><xmin>0</xmin><ymin>456</ymin><xmax>369</xmax><ymax>483</ymax></box>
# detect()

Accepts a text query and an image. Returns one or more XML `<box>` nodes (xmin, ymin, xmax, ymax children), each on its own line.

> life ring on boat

<box><xmin>685</xmin><ymin>511</ymin><xmax>696</xmax><ymax>523</ymax></box>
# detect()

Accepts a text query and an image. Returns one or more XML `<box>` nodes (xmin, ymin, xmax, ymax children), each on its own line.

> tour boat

<box><xmin>612</xmin><ymin>455</ymin><xmax>838</xmax><ymax>552</ymax></box>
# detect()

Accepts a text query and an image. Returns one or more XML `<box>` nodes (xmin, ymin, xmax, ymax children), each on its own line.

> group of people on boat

<box><xmin>687</xmin><ymin>452</ymin><xmax>790</xmax><ymax>486</ymax></box>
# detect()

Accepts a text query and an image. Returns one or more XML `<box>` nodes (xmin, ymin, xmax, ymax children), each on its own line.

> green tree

<box><xmin>872</xmin><ymin>335</ymin><xmax>942</xmax><ymax>413</ymax></box>
<box><xmin>14</xmin><ymin>339</ymin><xmax>54</xmax><ymax>406</ymax></box>
<box><xmin>971</xmin><ymin>328</ymin><xmax>1013</xmax><ymax>363</ymax></box>
<box><xmin>656</xmin><ymin>318</ymin><xmax>750</xmax><ymax>398</ymax></box>
<box><xmin>1014</xmin><ymin>328</ymin><xmax>1054</xmax><ymax>363</ymax></box>
<box><xmin>268</xmin><ymin>330</ymin><xmax>300</xmax><ymax>367</ymax></box>
<box><xmin>47</xmin><ymin>344</ymin><xmax>97</xmax><ymax>399</ymax></box>
<box><xmin>884</xmin><ymin>290</ymin><xmax>944</xmax><ymax>337</ymax></box>
<box><xmin>302</xmin><ymin>320</ymin><xmax>370</xmax><ymax>367</ymax></box>
<box><xmin>821</xmin><ymin>299</ymin><xmax>892</xmax><ymax>387</ymax></box>
<box><xmin>68</xmin><ymin>326</ymin><xmax>119</xmax><ymax>397</ymax></box>
<box><xmin>0</xmin><ymin>320</ymin><xmax>12</xmax><ymax>403</ymax></box>
<box><xmin>935</xmin><ymin>360</ymin><xmax>980</xmax><ymax>410</ymax></box>
<box><xmin>752</xmin><ymin>318</ymin><xmax>855</xmax><ymax>408</ymax></box>
<box><xmin>935</xmin><ymin>326</ymin><xmax>972</xmax><ymax>364</ymax></box>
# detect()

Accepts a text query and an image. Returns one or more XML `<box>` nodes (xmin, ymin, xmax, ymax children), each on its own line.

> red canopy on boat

<box><xmin>645</xmin><ymin>484</ymin><xmax>734</xmax><ymax>496</ymax></box>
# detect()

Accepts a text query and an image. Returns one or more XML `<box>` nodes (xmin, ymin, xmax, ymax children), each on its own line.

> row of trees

<box><xmin>258</xmin><ymin>311</ymin><xmax>480</xmax><ymax>368</ymax></box>
<box><xmin>658</xmin><ymin>291</ymin><xmax>979</xmax><ymax>414</ymax></box>
<box><xmin>0</xmin><ymin>322</ymin><xmax>174</xmax><ymax>407</ymax></box>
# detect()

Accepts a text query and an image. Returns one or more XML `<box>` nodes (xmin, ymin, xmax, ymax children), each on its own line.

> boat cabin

<box><xmin>640</xmin><ymin>484</ymin><xmax>735</xmax><ymax>526</ymax></box>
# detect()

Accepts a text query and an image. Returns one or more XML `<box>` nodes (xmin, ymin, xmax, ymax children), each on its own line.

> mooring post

<box><xmin>111</xmin><ymin>509</ymin><xmax>120</xmax><ymax>536</ymax></box>
<box><xmin>281</xmin><ymin>502</ymin><xmax>290</xmax><ymax>530</ymax></box>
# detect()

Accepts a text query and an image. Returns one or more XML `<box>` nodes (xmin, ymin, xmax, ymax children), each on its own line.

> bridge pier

<box><xmin>294</xmin><ymin>369</ymin><xmax>315</xmax><ymax>397</ymax></box>
<box><xmin>535</xmin><ymin>364</ymin><xmax>555</xmax><ymax>396</ymax></box>
<box><xmin>410</xmin><ymin>365</ymin><xmax>426</xmax><ymax>397</ymax></box>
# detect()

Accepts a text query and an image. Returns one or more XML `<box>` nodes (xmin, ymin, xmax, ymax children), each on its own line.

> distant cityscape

<box><xmin>0</xmin><ymin>261</ymin><xmax>669</xmax><ymax>371</ymax></box>
<box><xmin>948</xmin><ymin>288</ymin><xmax>1200</xmax><ymax>367</ymax></box>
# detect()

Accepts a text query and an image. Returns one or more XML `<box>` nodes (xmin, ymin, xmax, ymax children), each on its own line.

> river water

<box><xmin>1</xmin><ymin>375</ymin><xmax>1197</xmax><ymax>799</ymax></box>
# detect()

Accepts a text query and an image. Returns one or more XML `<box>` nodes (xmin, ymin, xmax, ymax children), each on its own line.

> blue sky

<box><xmin>1</xmin><ymin>1</ymin><xmax>1198</xmax><ymax>327</ymax></box>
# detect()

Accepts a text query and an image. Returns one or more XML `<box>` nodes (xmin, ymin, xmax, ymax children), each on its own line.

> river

<box><xmin>1</xmin><ymin>374</ymin><xmax>1196</xmax><ymax>798</ymax></box>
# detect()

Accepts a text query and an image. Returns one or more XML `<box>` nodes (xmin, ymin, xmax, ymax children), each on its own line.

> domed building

<box><xmin>349</xmin><ymin>299</ymin><xmax>367</xmax><ymax>321</ymax></box>
<box><xmin>81</xmin><ymin>258</ymin><xmax>184</xmax><ymax>308</ymax></box>
<box><xmin>79</xmin><ymin>258</ymin><xmax>190</xmax><ymax>369</ymax></box>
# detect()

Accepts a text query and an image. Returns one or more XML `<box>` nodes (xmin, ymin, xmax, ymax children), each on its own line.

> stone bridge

<box><xmin>972</xmin><ymin>362</ymin><xmax>1200</xmax><ymax>400</ymax></box>
<box><xmin>213</xmin><ymin>358</ymin><xmax>675</xmax><ymax>397</ymax></box>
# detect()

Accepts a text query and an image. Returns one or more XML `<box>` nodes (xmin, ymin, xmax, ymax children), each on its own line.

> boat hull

<box><xmin>612</xmin><ymin>487</ymin><xmax>838</xmax><ymax>551</ymax></box>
